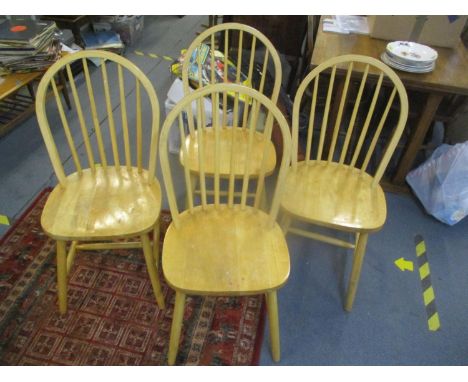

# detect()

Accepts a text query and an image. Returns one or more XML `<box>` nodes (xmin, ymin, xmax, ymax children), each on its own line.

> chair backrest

<box><xmin>181</xmin><ymin>23</ymin><xmax>282</xmax><ymax>132</ymax></box>
<box><xmin>159</xmin><ymin>83</ymin><xmax>291</xmax><ymax>229</ymax></box>
<box><xmin>292</xmin><ymin>54</ymin><xmax>409</xmax><ymax>185</ymax></box>
<box><xmin>35</xmin><ymin>50</ymin><xmax>160</xmax><ymax>186</ymax></box>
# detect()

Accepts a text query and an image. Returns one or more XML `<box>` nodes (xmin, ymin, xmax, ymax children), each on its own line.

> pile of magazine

<box><xmin>0</xmin><ymin>18</ymin><xmax>60</xmax><ymax>75</ymax></box>
<box><xmin>171</xmin><ymin>43</ymin><xmax>252</xmax><ymax>104</ymax></box>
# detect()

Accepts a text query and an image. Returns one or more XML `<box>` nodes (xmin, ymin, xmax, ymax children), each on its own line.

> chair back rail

<box><xmin>35</xmin><ymin>50</ymin><xmax>160</xmax><ymax>186</ymax></box>
<box><xmin>292</xmin><ymin>54</ymin><xmax>409</xmax><ymax>185</ymax></box>
<box><xmin>182</xmin><ymin>23</ymin><xmax>282</xmax><ymax>134</ymax></box>
<box><xmin>160</xmin><ymin>83</ymin><xmax>291</xmax><ymax>229</ymax></box>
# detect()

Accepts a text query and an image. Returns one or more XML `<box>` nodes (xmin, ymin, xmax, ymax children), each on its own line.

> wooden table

<box><xmin>0</xmin><ymin>71</ymin><xmax>70</xmax><ymax>138</ymax></box>
<box><xmin>311</xmin><ymin>17</ymin><xmax>468</xmax><ymax>189</ymax></box>
<box><xmin>0</xmin><ymin>72</ymin><xmax>42</xmax><ymax>137</ymax></box>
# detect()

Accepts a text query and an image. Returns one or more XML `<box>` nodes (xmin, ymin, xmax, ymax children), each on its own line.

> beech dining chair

<box><xmin>35</xmin><ymin>50</ymin><xmax>165</xmax><ymax>314</ymax></box>
<box><xmin>280</xmin><ymin>54</ymin><xmax>409</xmax><ymax>311</ymax></box>
<box><xmin>180</xmin><ymin>23</ymin><xmax>283</xmax><ymax>207</ymax></box>
<box><xmin>159</xmin><ymin>83</ymin><xmax>291</xmax><ymax>365</ymax></box>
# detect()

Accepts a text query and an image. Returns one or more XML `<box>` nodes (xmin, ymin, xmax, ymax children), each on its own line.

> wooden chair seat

<box><xmin>41</xmin><ymin>167</ymin><xmax>161</xmax><ymax>241</ymax></box>
<box><xmin>281</xmin><ymin>161</ymin><xmax>386</xmax><ymax>232</ymax></box>
<box><xmin>180</xmin><ymin>126</ymin><xmax>277</xmax><ymax>178</ymax></box>
<box><xmin>162</xmin><ymin>205</ymin><xmax>290</xmax><ymax>295</ymax></box>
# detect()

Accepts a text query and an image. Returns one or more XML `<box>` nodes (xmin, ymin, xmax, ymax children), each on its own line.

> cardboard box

<box><xmin>368</xmin><ymin>15</ymin><xmax>467</xmax><ymax>48</ymax></box>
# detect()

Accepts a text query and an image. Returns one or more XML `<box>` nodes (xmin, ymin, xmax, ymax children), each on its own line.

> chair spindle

<box><xmin>65</xmin><ymin>63</ymin><xmax>95</xmax><ymax>170</ymax></box>
<box><xmin>51</xmin><ymin>78</ymin><xmax>82</xmax><ymax>174</ymax></box>
<box><xmin>118</xmin><ymin>65</ymin><xmax>132</xmax><ymax>169</ymax></box>
<box><xmin>101</xmin><ymin>60</ymin><xmax>120</xmax><ymax>169</ymax></box>
<box><xmin>83</xmin><ymin>58</ymin><xmax>107</xmax><ymax>168</ymax></box>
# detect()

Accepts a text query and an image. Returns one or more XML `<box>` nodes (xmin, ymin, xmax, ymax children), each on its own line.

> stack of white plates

<box><xmin>381</xmin><ymin>41</ymin><xmax>438</xmax><ymax>73</ymax></box>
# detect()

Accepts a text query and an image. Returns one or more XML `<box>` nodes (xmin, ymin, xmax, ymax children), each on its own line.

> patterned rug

<box><xmin>0</xmin><ymin>189</ymin><xmax>265</xmax><ymax>365</ymax></box>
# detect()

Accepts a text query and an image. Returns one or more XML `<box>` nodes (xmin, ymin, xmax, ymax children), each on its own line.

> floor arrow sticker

<box><xmin>394</xmin><ymin>257</ymin><xmax>414</xmax><ymax>271</ymax></box>
<box><xmin>0</xmin><ymin>214</ymin><xmax>10</xmax><ymax>226</ymax></box>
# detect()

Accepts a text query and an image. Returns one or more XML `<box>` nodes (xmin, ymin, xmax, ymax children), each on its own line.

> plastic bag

<box><xmin>165</xmin><ymin>78</ymin><xmax>234</xmax><ymax>154</ymax></box>
<box><xmin>406</xmin><ymin>141</ymin><xmax>468</xmax><ymax>225</ymax></box>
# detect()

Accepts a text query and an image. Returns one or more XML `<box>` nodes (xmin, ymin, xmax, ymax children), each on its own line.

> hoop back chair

<box><xmin>180</xmin><ymin>23</ymin><xmax>283</xmax><ymax>206</ymax></box>
<box><xmin>35</xmin><ymin>50</ymin><xmax>165</xmax><ymax>314</ymax></box>
<box><xmin>281</xmin><ymin>54</ymin><xmax>409</xmax><ymax>311</ymax></box>
<box><xmin>160</xmin><ymin>83</ymin><xmax>291</xmax><ymax>365</ymax></box>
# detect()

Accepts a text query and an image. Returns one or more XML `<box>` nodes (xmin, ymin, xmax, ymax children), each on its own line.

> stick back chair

<box><xmin>280</xmin><ymin>54</ymin><xmax>409</xmax><ymax>311</ymax></box>
<box><xmin>160</xmin><ymin>83</ymin><xmax>291</xmax><ymax>365</ymax></box>
<box><xmin>180</xmin><ymin>23</ymin><xmax>283</xmax><ymax>207</ymax></box>
<box><xmin>35</xmin><ymin>50</ymin><xmax>165</xmax><ymax>314</ymax></box>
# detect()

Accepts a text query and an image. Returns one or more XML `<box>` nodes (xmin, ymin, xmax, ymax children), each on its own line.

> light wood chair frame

<box><xmin>160</xmin><ymin>83</ymin><xmax>292</xmax><ymax>365</ymax></box>
<box><xmin>35</xmin><ymin>50</ymin><xmax>165</xmax><ymax>314</ymax></box>
<box><xmin>281</xmin><ymin>54</ymin><xmax>409</xmax><ymax>311</ymax></box>
<box><xmin>181</xmin><ymin>22</ymin><xmax>283</xmax><ymax>207</ymax></box>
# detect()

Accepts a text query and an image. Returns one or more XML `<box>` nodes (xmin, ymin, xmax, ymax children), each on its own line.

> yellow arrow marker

<box><xmin>394</xmin><ymin>257</ymin><xmax>414</xmax><ymax>272</ymax></box>
<box><xmin>0</xmin><ymin>214</ymin><xmax>10</xmax><ymax>226</ymax></box>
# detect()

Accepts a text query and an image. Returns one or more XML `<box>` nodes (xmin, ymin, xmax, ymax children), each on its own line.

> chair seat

<box><xmin>180</xmin><ymin>126</ymin><xmax>276</xmax><ymax>178</ymax></box>
<box><xmin>281</xmin><ymin>161</ymin><xmax>387</xmax><ymax>232</ymax></box>
<box><xmin>162</xmin><ymin>205</ymin><xmax>290</xmax><ymax>295</ymax></box>
<box><xmin>41</xmin><ymin>167</ymin><xmax>161</xmax><ymax>241</ymax></box>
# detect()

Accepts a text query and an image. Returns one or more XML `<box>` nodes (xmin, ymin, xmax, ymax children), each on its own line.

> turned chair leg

<box><xmin>56</xmin><ymin>240</ymin><xmax>68</xmax><ymax>315</ymax></box>
<box><xmin>141</xmin><ymin>233</ymin><xmax>165</xmax><ymax>309</ymax></box>
<box><xmin>168</xmin><ymin>291</ymin><xmax>186</xmax><ymax>365</ymax></box>
<box><xmin>265</xmin><ymin>291</ymin><xmax>281</xmax><ymax>362</ymax></box>
<box><xmin>345</xmin><ymin>232</ymin><xmax>369</xmax><ymax>312</ymax></box>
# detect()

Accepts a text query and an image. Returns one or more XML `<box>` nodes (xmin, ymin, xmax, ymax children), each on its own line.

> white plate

<box><xmin>386</xmin><ymin>41</ymin><xmax>438</xmax><ymax>63</ymax></box>
<box><xmin>382</xmin><ymin>52</ymin><xmax>434</xmax><ymax>69</ymax></box>
<box><xmin>385</xmin><ymin>50</ymin><xmax>435</xmax><ymax>67</ymax></box>
<box><xmin>381</xmin><ymin>53</ymin><xmax>435</xmax><ymax>73</ymax></box>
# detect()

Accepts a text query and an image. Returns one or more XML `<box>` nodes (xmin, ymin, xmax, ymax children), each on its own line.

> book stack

<box><xmin>0</xmin><ymin>18</ymin><xmax>60</xmax><ymax>75</ymax></box>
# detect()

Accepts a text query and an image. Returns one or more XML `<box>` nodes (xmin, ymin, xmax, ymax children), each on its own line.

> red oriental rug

<box><xmin>0</xmin><ymin>189</ymin><xmax>266</xmax><ymax>365</ymax></box>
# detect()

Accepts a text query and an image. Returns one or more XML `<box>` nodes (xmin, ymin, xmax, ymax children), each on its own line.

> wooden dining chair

<box><xmin>35</xmin><ymin>50</ymin><xmax>165</xmax><ymax>314</ymax></box>
<box><xmin>159</xmin><ymin>83</ymin><xmax>291</xmax><ymax>365</ymax></box>
<box><xmin>280</xmin><ymin>54</ymin><xmax>409</xmax><ymax>312</ymax></box>
<box><xmin>181</xmin><ymin>22</ymin><xmax>283</xmax><ymax>206</ymax></box>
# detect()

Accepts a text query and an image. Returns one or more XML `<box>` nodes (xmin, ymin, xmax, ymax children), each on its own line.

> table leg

<box><xmin>26</xmin><ymin>82</ymin><xmax>35</xmax><ymax>100</ymax></box>
<box><xmin>58</xmin><ymin>70</ymin><xmax>72</xmax><ymax>110</ymax></box>
<box><xmin>393</xmin><ymin>92</ymin><xmax>444</xmax><ymax>185</ymax></box>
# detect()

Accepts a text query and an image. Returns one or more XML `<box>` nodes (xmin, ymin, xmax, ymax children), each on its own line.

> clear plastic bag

<box><xmin>406</xmin><ymin>141</ymin><xmax>468</xmax><ymax>225</ymax></box>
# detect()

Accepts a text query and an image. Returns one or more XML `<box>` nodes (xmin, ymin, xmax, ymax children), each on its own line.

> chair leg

<box><xmin>345</xmin><ymin>232</ymin><xmax>369</xmax><ymax>312</ymax></box>
<box><xmin>168</xmin><ymin>291</ymin><xmax>186</xmax><ymax>365</ymax></box>
<box><xmin>265</xmin><ymin>291</ymin><xmax>281</xmax><ymax>362</ymax></box>
<box><xmin>56</xmin><ymin>240</ymin><xmax>68</xmax><ymax>315</ymax></box>
<box><xmin>152</xmin><ymin>219</ymin><xmax>161</xmax><ymax>270</ymax></box>
<box><xmin>141</xmin><ymin>233</ymin><xmax>165</xmax><ymax>310</ymax></box>
<box><xmin>279</xmin><ymin>212</ymin><xmax>292</xmax><ymax>235</ymax></box>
